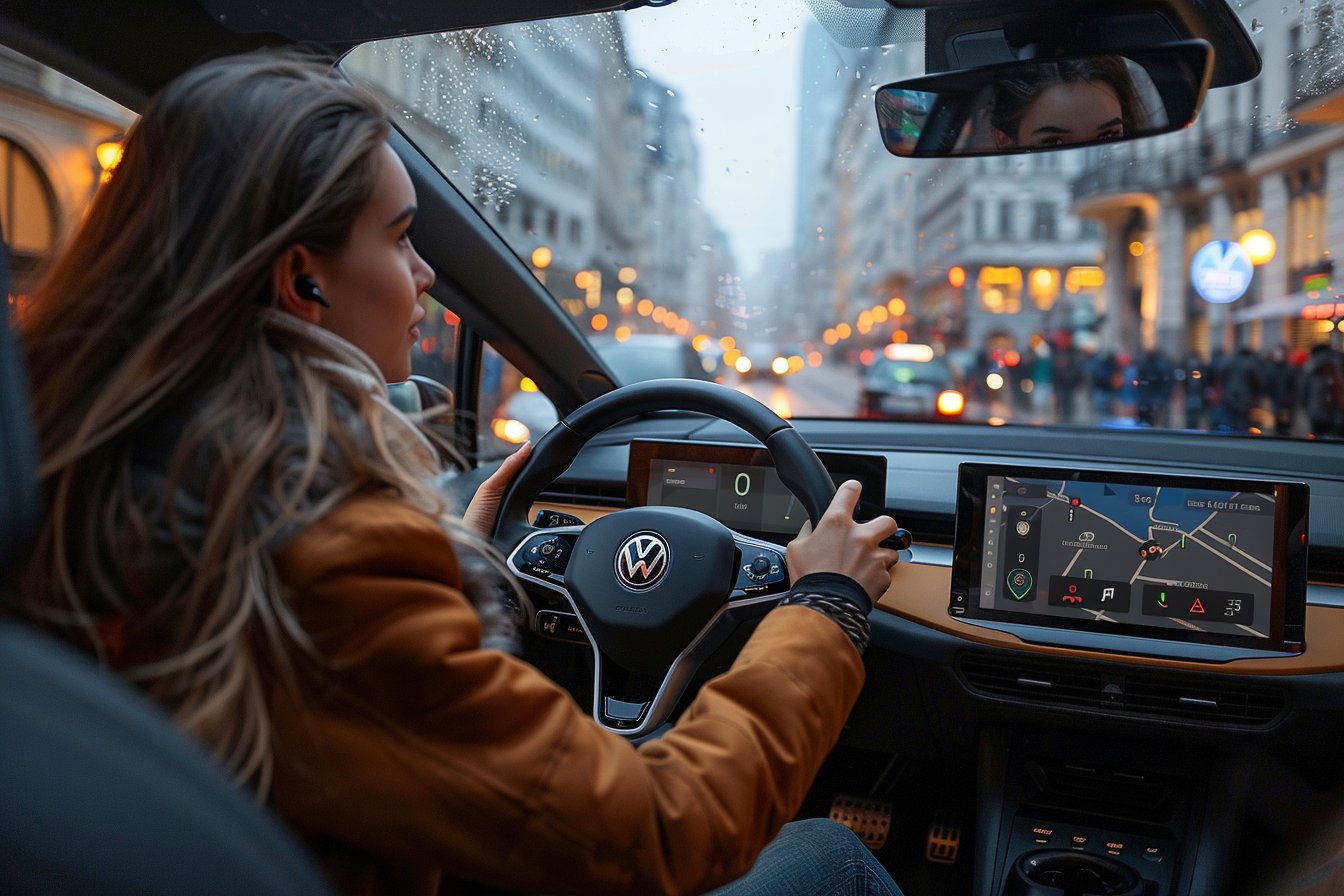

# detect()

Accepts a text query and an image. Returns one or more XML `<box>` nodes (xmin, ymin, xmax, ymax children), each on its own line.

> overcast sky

<box><xmin>623</xmin><ymin>1</ymin><xmax>811</xmax><ymax>274</ymax></box>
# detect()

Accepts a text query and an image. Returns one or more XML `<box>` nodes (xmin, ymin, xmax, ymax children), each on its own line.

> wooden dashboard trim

<box><xmin>878</xmin><ymin>561</ymin><xmax>1344</xmax><ymax>675</ymax></box>
<box><xmin>532</xmin><ymin>504</ymin><xmax>1344</xmax><ymax>675</ymax></box>
<box><xmin>529</xmin><ymin>502</ymin><xmax>614</xmax><ymax>525</ymax></box>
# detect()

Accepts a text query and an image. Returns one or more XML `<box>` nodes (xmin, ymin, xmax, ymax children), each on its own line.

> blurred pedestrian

<box><xmin>1205</xmin><ymin>348</ymin><xmax>1227</xmax><ymax>429</ymax></box>
<box><xmin>1174</xmin><ymin>353</ymin><xmax>1207</xmax><ymax>429</ymax></box>
<box><xmin>1052</xmin><ymin>335</ymin><xmax>1082</xmax><ymax>423</ymax></box>
<box><xmin>1218</xmin><ymin>345</ymin><xmax>1264</xmax><ymax>432</ymax></box>
<box><xmin>1300</xmin><ymin>342</ymin><xmax>1344</xmax><ymax>438</ymax></box>
<box><xmin>1135</xmin><ymin>347</ymin><xmax>1174</xmax><ymax>427</ymax></box>
<box><xmin>1266</xmin><ymin>344</ymin><xmax>1299</xmax><ymax>436</ymax></box>
<box><xmin>1088</xmin><ymin>350</ymin><xmax>1118</xmax><ymax>420</ymax></box>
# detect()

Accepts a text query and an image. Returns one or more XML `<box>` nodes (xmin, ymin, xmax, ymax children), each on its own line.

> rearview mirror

<box><xmin>874</xmin><ymin>41</ymin><xmax>1212</xmax><ymax>158</ymax></box>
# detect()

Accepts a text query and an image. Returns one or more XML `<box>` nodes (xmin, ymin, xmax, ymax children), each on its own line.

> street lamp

<box><xmin>95</xmin><ymin>135</ymin><xmax>123</xmax><ymax>184</ymax></box>
<box><xmin>530</xmin><ymin>246</ymin><xmax>551</xmax><ymax>286</ymax></box>
<box><xmin>1239</xmin><ymin>229</ymin><xmax>1277</xmax><ymax>267</ymax></box>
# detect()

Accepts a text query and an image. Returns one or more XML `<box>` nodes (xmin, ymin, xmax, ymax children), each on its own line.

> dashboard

<box><xmin>519</xmin><ymin>418</ymin><xmax>1344</xmax><ymax>896</ymax></box>
<box><xmin>619</xmin><ymin>438</ymin><xmax>1317</xmax><ymax>666</ymax></box>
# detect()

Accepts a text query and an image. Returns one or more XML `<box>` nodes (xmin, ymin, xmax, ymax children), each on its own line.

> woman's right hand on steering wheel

<box><xmin>785</xmin><ymin>480</ymin><xmax>900</xmax><ymax>604</ymax></box>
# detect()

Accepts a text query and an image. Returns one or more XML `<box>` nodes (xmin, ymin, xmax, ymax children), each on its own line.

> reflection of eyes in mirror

<box><xmin>873</xmin><ymin>42</ymin><xmax>1205</xmax><ymax>159</ymax></box>
<box><xmin>985</xmin><ymin>56</ymin><xmax>1141</xmax><ymax>150</ymax></box>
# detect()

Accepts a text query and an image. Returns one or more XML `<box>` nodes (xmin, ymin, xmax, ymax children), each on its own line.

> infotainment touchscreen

<box><xmin>951</xmin><ymin>464</ymin><xmax>1308</xmax><ymax>658</ymax></box>
<box><xmin>627</xmin><ymin>440</ymin><xmax>886</xmax><ymax>539</ymax></box>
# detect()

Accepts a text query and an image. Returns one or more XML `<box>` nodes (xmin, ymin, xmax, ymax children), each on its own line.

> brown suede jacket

<box><xmin>269</xmin><ymin>494</ymin><xmax>866</xmax><ymax>896</ymax></box>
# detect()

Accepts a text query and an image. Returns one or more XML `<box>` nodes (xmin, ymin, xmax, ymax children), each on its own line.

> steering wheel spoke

<box><xmin>504</xmin><ymin>523</ymin><xmax>585</xmax><ymax>629</ymax></box>
<box><xmin>588</xmin><ymin>598</ymin><xmax>743</xmax><ymax>735</ymax></box>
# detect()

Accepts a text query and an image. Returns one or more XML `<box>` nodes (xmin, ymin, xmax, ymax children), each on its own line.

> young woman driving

<box><xmin>10</xmin><ymin>51</ymin><xmax>904</xmax><ymax>896</ymax></box>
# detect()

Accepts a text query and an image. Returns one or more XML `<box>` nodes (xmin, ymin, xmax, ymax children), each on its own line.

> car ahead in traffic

<box><xmin>859</xmin><ymin>344</ymin><xmax>966</xmax><ymax>421</ymax></box>
<box><xmin>594</xmin><ymin>333</ymin><xmax>715</xmax><ymax>384</ymax></box>
<box><xmin>5</xmin><ymin>1</ymin><xmax>1344</xmax><ymax>895</ymax></box>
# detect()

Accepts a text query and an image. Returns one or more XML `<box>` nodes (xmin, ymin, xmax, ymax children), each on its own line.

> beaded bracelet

<box><xmin>777</xmin><ymin>591</ymin><xmax>872</xmax><ymax>656</ymax></box>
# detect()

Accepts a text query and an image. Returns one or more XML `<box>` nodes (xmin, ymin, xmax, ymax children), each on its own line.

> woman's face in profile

<box><xmin>309</xmin><ymin>143</ymin><xmax>435</xmax><ymax>383</ymax></box>
<box><xmin>995</xmin><ymin>80</ymin><xmax>1125</xmax><ymax>150</ymax></box>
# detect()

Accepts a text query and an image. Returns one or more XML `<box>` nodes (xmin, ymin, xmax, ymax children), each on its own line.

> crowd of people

<box><xmin>966</xmin><ymin>335</ymin><xmax>1344</xmax><ymax>437</ymax></box>
<box><xmin>1047</xmin><ymin>339</ymin><xmax>1344</xmax><ymax>436</ymax></box>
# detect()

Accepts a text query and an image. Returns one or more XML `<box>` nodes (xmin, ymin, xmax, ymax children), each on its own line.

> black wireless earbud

<box><xmin>294</xmin><ymin>274</ymin><xmax>330</xmax><ymax>308</ymax></box>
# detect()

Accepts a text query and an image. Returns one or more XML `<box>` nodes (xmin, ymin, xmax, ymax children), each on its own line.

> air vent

<box><xmin>958</xmin><ymin>652</ymin><xmax>1287</xmax><ymax>729</ymax></box>
<box><xmin>537</xmin><ymin>482</ymin><xmax>626</xmax><ymax>508</ymax></box>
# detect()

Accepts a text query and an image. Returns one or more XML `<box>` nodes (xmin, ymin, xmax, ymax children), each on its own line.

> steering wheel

<box><xmin>492</xmin><ymin>379</ymin><xmax>838</xmax><ymax>737</ymax></box>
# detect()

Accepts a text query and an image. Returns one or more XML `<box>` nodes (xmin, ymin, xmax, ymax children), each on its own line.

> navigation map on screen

<box><xmin>979</xmin><ymin>475</ymin><xmax>1275</xmax><ymax>639</ymax></box>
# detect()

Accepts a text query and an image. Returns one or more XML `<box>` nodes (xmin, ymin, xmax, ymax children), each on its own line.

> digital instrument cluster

<box><xmin>626</xmin><ymin>441</ymin><xmax>887</xmax><ymax>541</ymax></box>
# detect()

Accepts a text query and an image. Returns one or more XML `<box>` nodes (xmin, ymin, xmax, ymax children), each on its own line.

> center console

<box><xmin>949</xmin><ymin>463</ymin><xmax>1311</xmax><ymax>894</ymax></box>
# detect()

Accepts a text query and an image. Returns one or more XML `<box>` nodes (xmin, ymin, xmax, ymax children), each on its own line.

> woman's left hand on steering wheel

<box><xmin>463</xmin><ymin>440</ymin><xmax>533</xmax><ymax>537</ymax></box>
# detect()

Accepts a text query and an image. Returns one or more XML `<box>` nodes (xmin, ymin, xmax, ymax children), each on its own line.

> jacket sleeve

<box><xmin>269</xmin><ymin>495</ymin><xmax>866</xmax><ymax>896</ymax></box>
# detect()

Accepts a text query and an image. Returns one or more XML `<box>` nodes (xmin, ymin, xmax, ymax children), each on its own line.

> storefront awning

<box><xmin>1231</xmin><ymin>292</ymin><xmax>1307</xmax><ymax>322</ymax></box>
<box><xmin>1231</xmin><ymin>291</ymin><xmax>1342</xmax><ymax>323</ymax></box>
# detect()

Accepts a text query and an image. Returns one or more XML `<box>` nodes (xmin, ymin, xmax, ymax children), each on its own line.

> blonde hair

<box><xmin>13</xmin><ymin>50</ymin><xmax>514</xmax><ymax>794</ymax></box>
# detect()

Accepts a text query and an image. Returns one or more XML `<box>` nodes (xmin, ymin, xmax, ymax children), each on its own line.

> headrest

<box><xmin>0</xmin><ymin>238</ymin><xmax>42</xmax><ymax>573</ymax></box>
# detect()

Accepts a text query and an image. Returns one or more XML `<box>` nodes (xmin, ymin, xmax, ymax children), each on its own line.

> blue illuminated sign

<box><xmin>1190</xmin><ymin>240</ymin><xmax>1253</xmax><ymax>304</ymax></box>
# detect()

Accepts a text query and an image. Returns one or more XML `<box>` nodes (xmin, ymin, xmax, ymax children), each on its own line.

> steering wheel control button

<box><xmin>536</xmin><ymin>611</ymin><xmax>587</xmax><ymax>644</ymax></box>
<box><xmin>517</xmin><ymin>534</ymin><xmax>575</xmax><ymax>578</ymax></box>
<box><xmin>602</xmin><ymin>697</ymin><xmax>649</xmax><ymax>727</ymax></box>
<box><xmin>738</xmin><ymin>548</ymin><xmax>787</xmax><ymax>591</ymax></box>
<box><xmin>534</xmin><ymin>509</ymin><xmax>583</xmax><ymax>528</ymax></box>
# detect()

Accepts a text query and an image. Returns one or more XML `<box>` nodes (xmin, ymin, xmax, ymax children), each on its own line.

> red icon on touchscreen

<box><xmin>1190</xmin><ymin>598</ymin><xmax>1206</xmax><ymax>615</ymax></box>
<box><xmin>1062</xmin><ymin>584</ymin><xmax>1083</xmax><ymax>605</ymax></box>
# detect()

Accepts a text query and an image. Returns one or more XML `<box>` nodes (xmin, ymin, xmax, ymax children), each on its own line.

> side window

<box><xmin>0</xmin><ymin>137</ymin><xmax>58</xmax><ymax>286</ymax></box>
<box><xmin>410</xmin><ymin>298</ymin><xmax>460</xmax><ymax>385</ymax></box>
<box><xmin>0</xmin><ymin>45</ymin><xmax>134</xmax><ymax>299</ymax></box>
<box><xmin>480</xmin><ymin>342</ymin><xmax>555</xmax><ymax>460</ymax></box>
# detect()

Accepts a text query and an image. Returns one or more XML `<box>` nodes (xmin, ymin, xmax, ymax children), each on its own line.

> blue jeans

<box><xmin>705</xmin><ymin>818</ymin><xmax>905</xmax><ymax>896</ymax></box>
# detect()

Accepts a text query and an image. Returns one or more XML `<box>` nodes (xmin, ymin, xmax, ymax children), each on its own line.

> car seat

<box><xmin>0</xmin><ymin>234</ymin><xmax>333</xmax><ymax>895</ymax></box>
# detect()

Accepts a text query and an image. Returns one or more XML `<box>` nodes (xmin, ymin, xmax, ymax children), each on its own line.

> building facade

<box><xmin>0</xmin><ymin>46</ymin><xmax>133</xmax><ymax>296</ymax></box>
<box><xmin>1072</xmin><ymin>0</ymin><xmax>1344</xmax><ymax>360</ymax></box>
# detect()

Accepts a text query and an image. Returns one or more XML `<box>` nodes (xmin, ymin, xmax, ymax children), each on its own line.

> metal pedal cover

<box><xmin>925</xmin><ymin>817</ymin><xmax>961</xmax><ymax>865</ymax></box>
<box><xmin>828</xmin><ymin>795</ymin><xmax>893</xmax><ymax>850</ymax></box>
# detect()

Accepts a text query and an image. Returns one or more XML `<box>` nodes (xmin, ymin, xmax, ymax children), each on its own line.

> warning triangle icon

<box><xmin>1190</xmin><ymin>598</ymin><xmax>1206</xmax><ymax>614</ymax></box>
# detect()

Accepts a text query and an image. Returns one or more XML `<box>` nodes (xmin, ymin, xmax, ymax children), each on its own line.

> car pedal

<box><xmin>828</xmin><ymin>794</ymin><xmax>893</xmax><ymax>850</ymax></box>
<box><xmin>925</xmin><ymin>816</ymin><xmax>961</xmax><ymax>865</ymax></box>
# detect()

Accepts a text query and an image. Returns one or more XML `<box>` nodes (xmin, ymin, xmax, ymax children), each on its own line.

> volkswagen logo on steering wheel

<box><xmin>616</xmin><ymin>531</ymin><xmax>670</xmax><ymax>591</ymax></box>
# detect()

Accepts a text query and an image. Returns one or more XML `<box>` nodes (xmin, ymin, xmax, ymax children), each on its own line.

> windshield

<box><xmin>345</xmin><ymin>0</ymin><xmax>1344</xmax><ymax>438</ymax></box>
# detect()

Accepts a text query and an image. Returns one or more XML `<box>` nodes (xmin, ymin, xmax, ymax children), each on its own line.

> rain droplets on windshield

<box><xmin>347</xmin><ymin>0</ymin><xmax>1344</xmax><ymax>442</ymax></box>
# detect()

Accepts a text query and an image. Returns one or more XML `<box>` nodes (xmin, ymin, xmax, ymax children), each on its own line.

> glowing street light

<box><xmin>1239</xmin><ymin>229</ymin><xmax>1277</xmax><ymax>266</ymax></box>
<box><xmin>96</xmin><ymin>135</ymin><xmax>123</xmax><ymax>184</ymax></box>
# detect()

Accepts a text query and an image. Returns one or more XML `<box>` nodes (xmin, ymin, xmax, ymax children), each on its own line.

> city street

<box><xmin>729</xmin><ymin>361</ymin><xmax>861</xmax><ymax>418</ymax></box>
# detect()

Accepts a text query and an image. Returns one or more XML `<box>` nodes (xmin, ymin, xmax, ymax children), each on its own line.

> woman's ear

<box><xmin>272</xmin><ymin>246</ymin><xmax>324</xmax><ymax>324</ymax></box>
<box><xmin>993</xmin><ymin>128</ymin><xmax>1016</xmax><ymax>150</ymax></box>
